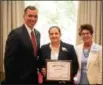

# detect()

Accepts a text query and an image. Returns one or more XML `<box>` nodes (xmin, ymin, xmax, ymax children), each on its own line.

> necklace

<box><xmin>83</xmin><ymin>48</ymin><xmax>90</xmax><ymax>58</ymax></box>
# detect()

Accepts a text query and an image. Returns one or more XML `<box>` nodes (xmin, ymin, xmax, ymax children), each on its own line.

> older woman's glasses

<box><xmin>81</xmin><ymin>32</ymin><xmax>91</xmax><ymax>36</ymax></box>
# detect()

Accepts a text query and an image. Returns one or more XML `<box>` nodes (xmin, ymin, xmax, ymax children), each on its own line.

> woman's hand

<box><xmin>73</xmin><ymin>75</ymin><xmax>78</xmax><ymax>84</ymax></box>
<box><xmin>41</xmin><ymin>67</ymin><xmax>46</xmax><ymax>77</ymax></box>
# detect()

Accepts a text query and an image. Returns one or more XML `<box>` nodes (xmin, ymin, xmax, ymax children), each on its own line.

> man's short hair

<box><xmin>24</xmin><ymin>6</ymin><xmax>38</xmax><ymax>14</ymax></box>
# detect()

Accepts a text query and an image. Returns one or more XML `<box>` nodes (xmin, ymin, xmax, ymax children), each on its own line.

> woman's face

<box><xmin>80</xmin><ymin>29</ymin><xmax>93</xmax><ymax>43</ymax></box>
<box><xmin>49</xmin><ymin>27</ymin><xmax>61</xmax><ymax>44</ymax></box>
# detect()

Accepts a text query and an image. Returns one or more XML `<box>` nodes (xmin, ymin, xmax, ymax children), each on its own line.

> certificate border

<box><xmin>46</xmin><ymin>60</ymin><xmax>72</xmax><ymax>81</ymax></box>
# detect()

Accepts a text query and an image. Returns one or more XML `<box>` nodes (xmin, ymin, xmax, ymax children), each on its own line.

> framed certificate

<box><xmin>46</xmin><ymin>60</ymin><xmax>72</xmax><ymax>81</ymax></box>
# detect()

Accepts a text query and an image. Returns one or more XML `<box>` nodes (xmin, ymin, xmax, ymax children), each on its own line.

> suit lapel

<box><xmin>34</xmin><ymin>29</ymin><xmax>40</xmax><ymax>49</ymax></box>
<box><xmin>87</xmin><ymin>42</ymin><xmax>96</xmax><ymax>69</ymax></box>
<box><xmin>58</xmin><ymin>41</ymin><xmax>64</xmax><ymax>60</ymax></box>
<box><xmin>20</xmin><ymin>25</ymin><xmax>34</xmax><ymax>54</ymax></box>
<box><xmin>77</xmin><ymin>44</ymin><xmax>83</xmax><ymax>69</ymax></box>
<box><xmin>58</xmin><ymin>45</ymin><xmax>62</xmax><ymax>60</ymax></box>
<box><xmin>46</xmin><ymin>44</ymin><xmax>51</xmax><ymax>59</ymax></box>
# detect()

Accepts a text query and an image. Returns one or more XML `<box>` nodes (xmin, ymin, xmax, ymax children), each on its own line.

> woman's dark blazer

<box><xmin>39</xmin><ymin>41</ymin><xmax>79</xmax><ymax>84</ymax></box>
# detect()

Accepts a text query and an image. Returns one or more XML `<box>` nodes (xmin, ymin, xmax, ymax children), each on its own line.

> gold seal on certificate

<box><xmin>46</xmin><ymin>60</ymin><xmax>72</xmax><ymax>81</ymax></box>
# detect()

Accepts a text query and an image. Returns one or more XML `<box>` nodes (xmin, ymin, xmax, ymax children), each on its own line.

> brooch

<box><xmin>62</xmin><ymin>47</ymin><xmax>67</xmax><ymax>52</ymax></box>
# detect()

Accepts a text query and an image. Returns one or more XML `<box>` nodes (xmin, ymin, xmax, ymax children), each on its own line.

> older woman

<box><xmin>39</xmin><ymin>26</ymin><xmax>79</xmax><ymax>84</ymax></box>
<box><xmin>74</xmin><ymin>24</ymin><xmax>102</xmax><ymax>84</ymax></box>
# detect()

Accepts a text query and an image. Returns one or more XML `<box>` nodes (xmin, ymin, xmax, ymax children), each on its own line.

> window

<box><xmin>25</xmin><ymin>1</ymin><xmax>79</xmax><ymax>46</ymax></box>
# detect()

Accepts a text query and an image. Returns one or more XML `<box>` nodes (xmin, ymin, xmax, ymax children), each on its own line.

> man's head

<box><xmin>23</xmin><ymin>6</ymin><xmax>38</xmax><ymax>29</ymax></box>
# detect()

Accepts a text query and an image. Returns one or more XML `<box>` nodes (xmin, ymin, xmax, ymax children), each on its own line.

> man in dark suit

<box><xmin>39</xmin><ymin>26</ymin><xmax>79</xmax><ymax>84</ymax></box>
<box><xmin>4</xmin><ymin>6</ymin><xmax>40</xmax><ymax>84</ymax></box>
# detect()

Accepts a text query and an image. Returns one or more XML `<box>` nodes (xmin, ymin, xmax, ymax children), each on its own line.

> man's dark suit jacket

<box><xmin>4</xmin><ymin>24</ymin><xmax>40</xmax><ymax>84</ymax></box>
<box><xmin>39</xmin><ymin>41</ymin><xmax>79</xmax><ymax>84</ymax></box>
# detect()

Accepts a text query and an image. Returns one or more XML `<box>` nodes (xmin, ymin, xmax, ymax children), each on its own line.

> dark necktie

<box><xmin>31</xmin><ymin>31</ymin><xmax>37</xmax><ymax>56</ymax></box>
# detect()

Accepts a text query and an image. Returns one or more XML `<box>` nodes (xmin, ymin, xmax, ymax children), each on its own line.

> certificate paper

<box><xmin>46</xmin><ymin>60</ymin><xmax>72</xmax><ymax>81</ymax></box>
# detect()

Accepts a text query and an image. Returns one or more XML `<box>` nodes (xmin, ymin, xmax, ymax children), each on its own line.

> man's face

<box><xmin>49</xmin><ymin>28</ymin><xmax>61</xmax><ymax>43</ymax></box>
<box><xmin>24</xmin><ymin>9</ymin><xmax>38</xmax><ymax>29</ymax></box>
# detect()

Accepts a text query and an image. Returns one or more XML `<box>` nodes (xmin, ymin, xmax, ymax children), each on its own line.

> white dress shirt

<box><xmin>49</xmin><ymin>44</ymin><xmax>60</xmax><ymax>60</ymax></box>
<box><xmin>24</xmin><ymin>24</ymin><xmax>35</xmax><ymax>38</ymax></box>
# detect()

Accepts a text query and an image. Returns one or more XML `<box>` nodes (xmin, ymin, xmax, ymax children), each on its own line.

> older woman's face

<box><xmin>49</xmin><ymin>27</ymin><xmax>61</xmax><ymax>43</ymax></box>
<box><xmin>81</xmin><ymin>29</ymin><xmax>92</xmax><ymax>43</ymax></box>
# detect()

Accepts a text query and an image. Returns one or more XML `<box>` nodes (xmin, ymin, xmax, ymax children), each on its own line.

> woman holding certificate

<box><xmin>74</xmin><ymin>24</ymin><xmax>102</xmax><ymax>84</ymax></box>
<box><xmin>38</xmin><ymin>26</ymin><xmax>79</xmax><ymax>84</ymax></box>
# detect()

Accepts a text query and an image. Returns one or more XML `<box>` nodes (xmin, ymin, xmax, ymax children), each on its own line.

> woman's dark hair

<box><xmin>79</xmin><ymin>24</ymin><xmax>93</xmax><ymax>36</ymax></box>
<box><xmin>48</xmin><ymin>26</ymin><xmax>61</xmax><ymax>34</ymax></box>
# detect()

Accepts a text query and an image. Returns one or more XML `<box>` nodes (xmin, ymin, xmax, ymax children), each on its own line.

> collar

<box><xmin>24</xmin><ymin>24</ymin><xmax>35</xmax><ymax>34</ymax></box>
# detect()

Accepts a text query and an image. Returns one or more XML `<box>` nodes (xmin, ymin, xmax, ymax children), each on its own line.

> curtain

<box><xmin>76</xmin><ymin>1</ymin><xmax>102</xmax><ymax>45</ymax></box>
<box><xmin>0</xmin><ymin>1</ymin><xmax>24</xmax><ymax>81</ymax></box>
